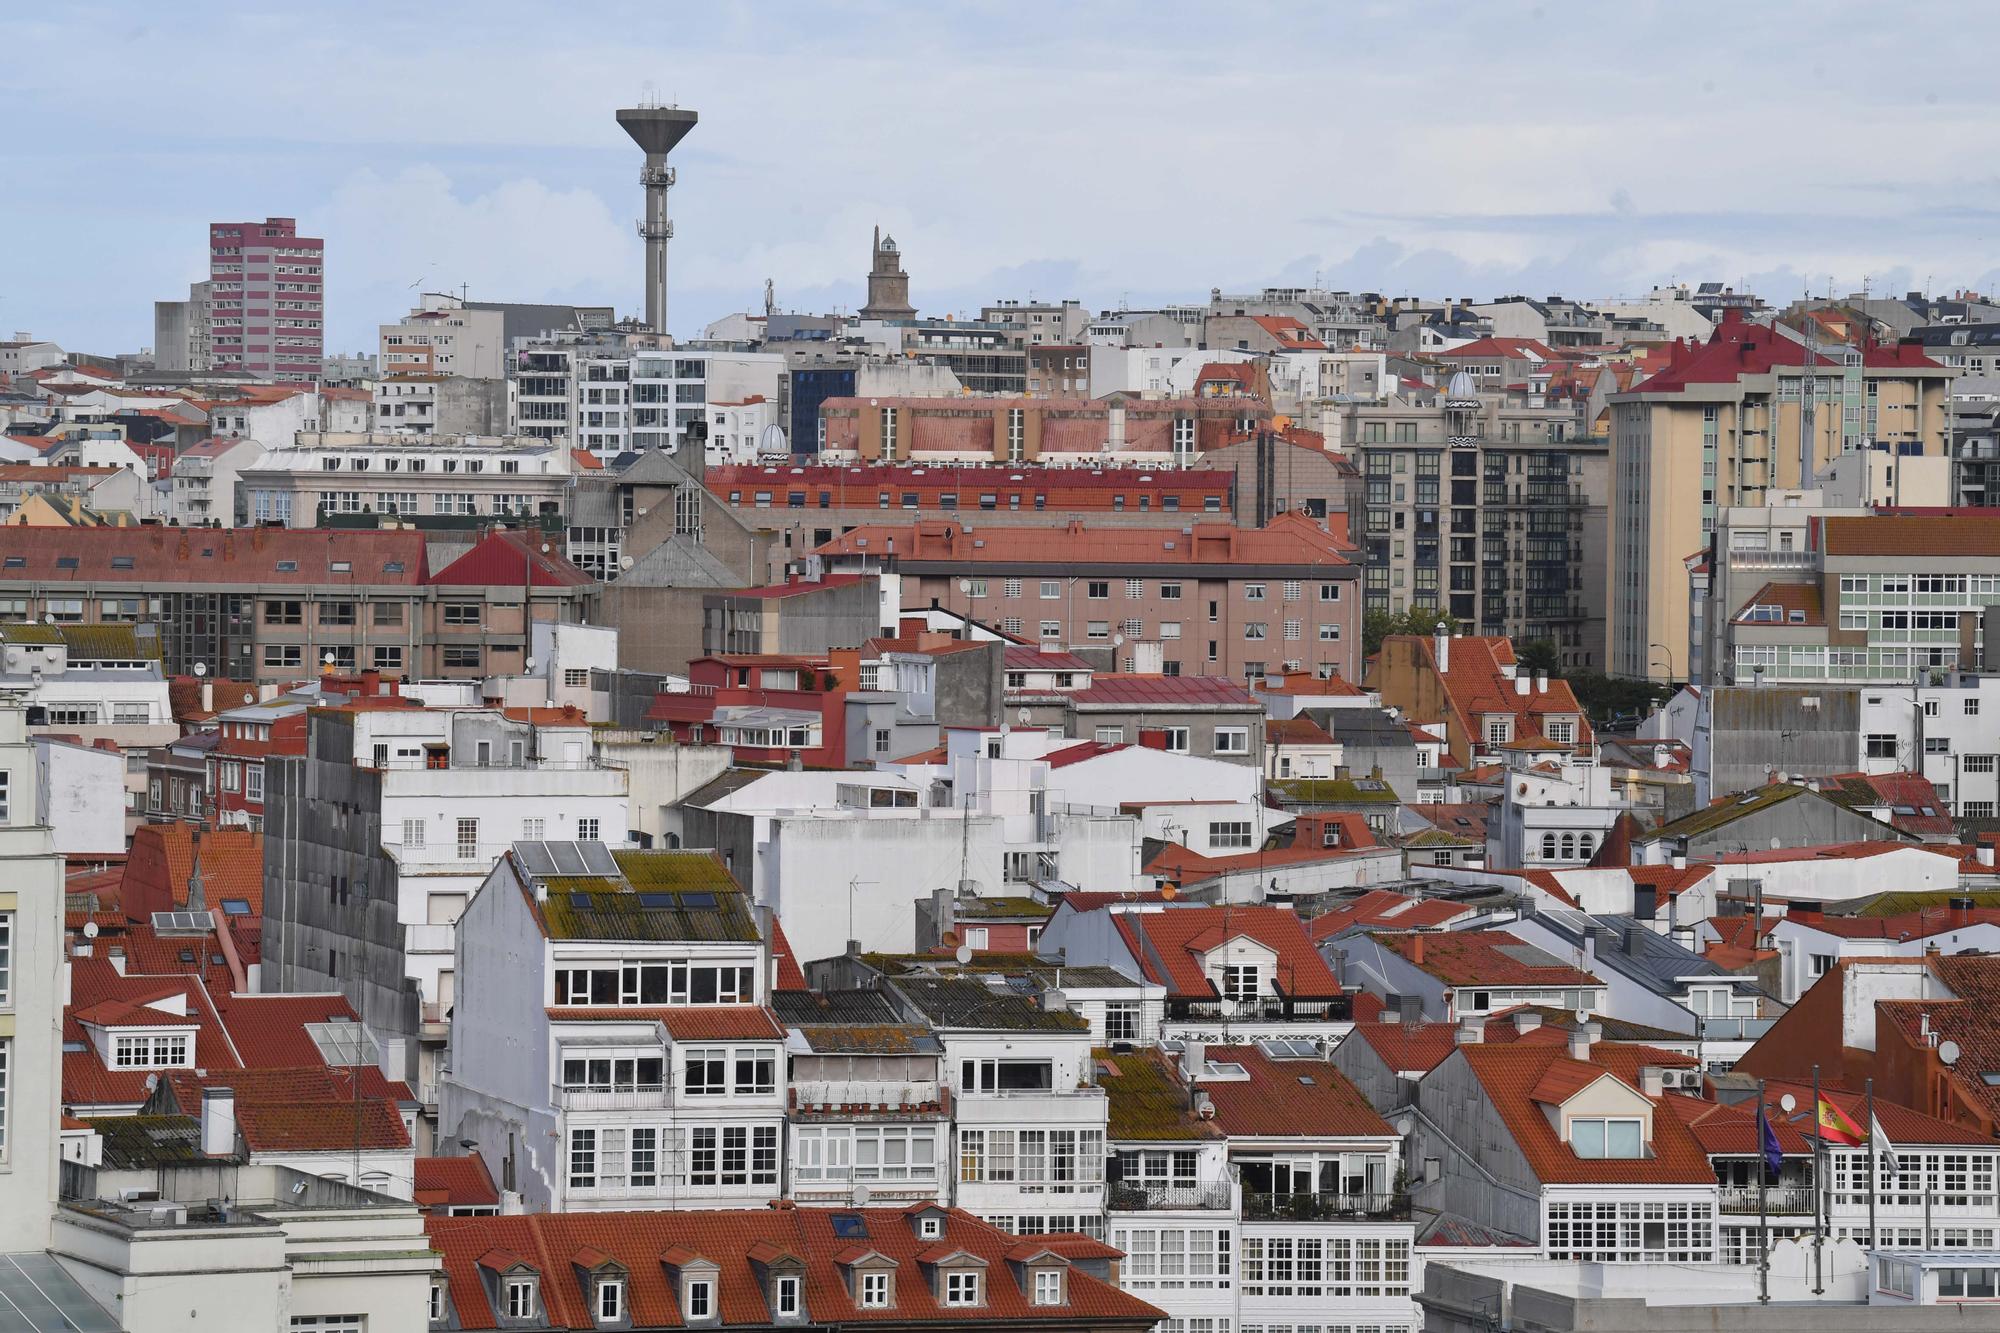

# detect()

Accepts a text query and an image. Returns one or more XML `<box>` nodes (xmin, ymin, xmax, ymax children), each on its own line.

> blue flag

<box><xmin>1758</xmin><ymin>1103</ymin><xmax>1784</xmax><ymax>1179</ymax></box>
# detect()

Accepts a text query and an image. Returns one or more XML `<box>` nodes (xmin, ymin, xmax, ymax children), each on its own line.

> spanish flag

<box><xmin>1817</xmin><ymin>1097</ymin><xmax>1865</xmax><ymax>1147</ymax></box>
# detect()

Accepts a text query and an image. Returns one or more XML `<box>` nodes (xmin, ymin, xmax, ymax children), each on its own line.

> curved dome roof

<box><xmin>1445</xmin><ymin>369</ymin><xmax>1481</xmax><ymax>402</ymax></box>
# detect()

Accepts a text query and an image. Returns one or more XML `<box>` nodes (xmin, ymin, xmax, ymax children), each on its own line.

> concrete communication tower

<box><xmin>615</xmin><ymin>104</ymin><xmax>698</xmax><ymax>335</ymax></box>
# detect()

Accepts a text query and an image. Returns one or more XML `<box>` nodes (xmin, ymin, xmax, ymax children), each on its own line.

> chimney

<box><xmin>201</xmin><ymin>1085</ymin><xmax>236</xmax><ymax>1157</ymax></box>
<box><xmin>1399</xmin><ymin>993</ymin><xmax>1423</xmax><ymax>1024</ymax></box>
<box><xmin>1137</xmin><ymin>728</ymin><xmax>1170</xmax><ymax>751</ymax></box>
<box><xmin>107</xmin><ymin>944</ymin><xmax>125</xmax><ymax>975</ymax></box>
<box><xmin>1380</xmin><ymin>996</ymin><xmax>1404</xmax><ymax>1025</ymax></box>
<box><xmin>1950</xmin><ymin>895</ymin><xmax>1976</xmax><ymax>927</ymax></box>
<box><xmin>1515</xmin><ymin>675</ymin><xmax>1530</xmax><ymax>696</ymax></box>
<box><xmin>1535</xmin><ymin>671</ymin><xmax>1548</xmax><ymax>694</ymax></box>
<box><xmin>378</xmin><ymin>1036</ymin><xmax>406</xmax><ymax>1085</ymax></box>
<box><xmin>1408</xmin><ymin>933</ymin><xmax>1425</xmax><ymax>965</ymax></box>
<box><xmin>1789</xmin><ymin>900</ymin><xmax>1822</xmax><ymax>922</ymax></box>
<box><xmin>1583</xmin><ymin>926</ymin><xmax>1600</xmax><ymax>967</ymax></box>
<box><xmin>1434</xmin><ymin>629</ymin><xmax>1450</xmax><ymax>674</ymax></box>
<box><xmin>1180</xmin><ymin>1039</ymin><xmax>1206</xmax><ymax>1082</ymax></box>
<box><xmin>1455</xmin><ymin>1016</ymin><xmax>1485</xmax><ymax>1045</ymax></box>
<box><xmin>1620</xmin><ymin>928</ymin><xmax>1640</xmax><ymax>955</ymax></box>
<box><xmin>1512</xmin><ymin>1010</ymin><xmax>1543</xmax><ymax>1035</ymax></box>
<box><xmin>1634</xmin><ymin>885</ymin><xmax>1658</xmax><ymax>921</ymax></box>
<box><xmin>1637</xmin><ymin>1066</ymin><xmax>1666</xmax><ymax>1098</ymax></box>
<box><xmin>1568</xmin><ymin>1024</ymin><xmax>1595</xmax><ymax>1061</ymax></box>
<box><xmin>1670</xmin><ymin>852</ymin><xmax>1687</xmax><ymax>871</ymax></box>
<box><xmin>1980</xmin><ymin>845</ymin><xmax>1997</xmax><ymax>869</ymax></box>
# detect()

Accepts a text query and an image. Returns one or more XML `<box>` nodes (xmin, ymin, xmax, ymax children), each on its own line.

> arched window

<box><xmin>1561</xmin><ymin>834</ymin><xmax>1576</xmax><ymax>860</ymax></box>
<box><xmin>1578</xmin><ymin>832</ymin><xmax>1595</xmax><ymax>859</ymax></box>
<box><xmin>1542</xmin><ymin>832</ymin><xmax>1558</xmax><ymax>861</ymax></box>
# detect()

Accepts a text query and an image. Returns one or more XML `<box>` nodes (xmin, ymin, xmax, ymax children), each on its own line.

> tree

<box><xmin>1362</xmin><ymin>607</ymin><xmax>1460</xmax><ymax>657</ymax></box>
<box><xmin>1515</xmin><ymin>638</ymin><xmax>1562</xmax><ymax>678</ymax></box>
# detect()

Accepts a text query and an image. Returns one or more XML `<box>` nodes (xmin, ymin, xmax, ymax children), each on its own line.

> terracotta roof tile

<box><xmin>1373</xmin><ymin>931</ymin><xmax>1597</xmax><ymax>987</ymax></box>
<box><xmin>1117</xmin><ymin>906</ymin><xmax>1341</xmax><ymax>998</ymax></box>
<box><xmin>1458</xmin><ymin>1043</ymin><xmax>1712</xmax><ymax>1184</ymax></box>
<box><xmin>1200</xmin><ymin>1045</ymin><xmax>1389</xmax><ymax>1138</ymax></box>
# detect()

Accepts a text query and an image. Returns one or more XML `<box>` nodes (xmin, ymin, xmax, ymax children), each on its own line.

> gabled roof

<box><xmin>1733</xmin><ymin>580</ymin><xmax>1823</xmax><ymax>627</ymax></box>
<box><xmin>1346</xmin><ymin>1011</ymin><xmax>1568</xmax><ymax>1075</ymax></box>
<box><xmin>1098</xmin><ymin>1048</ymin><xmax>1225</xmax><ymax>1142</ymax></box>
<box><xmin>415</xmin><ymin>1155</ymin><xmax>501</xmax><ymax>1210</ymax></box>
<box><xmin>430</xmin><ymin>530</ymin><xmax>595</xmax><ymax>588</ymax></box>
<box><xmin>1307</xmin><ymin>890</ymin><xmax>1480</xmax><ymax>942</ymax></box>
<box><xmin>1455</xmin><ymin>1044</ymin><xmax>1711</xmax><ymax>1185</ymax></box>
<box><xmin>1115</xmin><ymin>905</ymin><xmax>1341</xmax><ymax>999</ymax></box>
<box><xmin>1199</xmin><ymin>1045</ymin><xmax>1390</xmax><ymax>1139</ymax></box>
<box><xmin>427</xmin><ymin>1207</ymin><xmax>1165</xmax><ymax>1330</ymax></box>
<box><xmin>1373</xmin><ymin>931</ymin><xmax>1597</xmax><ymax>988</ymax></box>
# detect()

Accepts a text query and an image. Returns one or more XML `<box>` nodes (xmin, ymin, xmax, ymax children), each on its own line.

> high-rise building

<box><xmin>208</xmin><ymin>216</ymin><xmax>324</xmax><ymax>384</ymax></box>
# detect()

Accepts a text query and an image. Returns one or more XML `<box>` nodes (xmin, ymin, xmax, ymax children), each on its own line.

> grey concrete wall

<box><xmin>1069</xmin><ymin>706</ymin><xmax>1265</xmax><ymax>766</ymax></box>
<box><xmin>1330</xmin><ymin>1028</ymin><xmax>1413</xmax><ymax>1116</ymax></box>
<box><xmin>599</xmin><ymin>585</ymin><xmax>715</xmax><ymax>676</ymax></box>
<box><xmin>1413</xmin><ymin>1048</ymin><xmax>1543</xmax><ymax>1241</ymax></box>
<box><xmin>1707</xmin><ymin>687</ymin><xmax>1861</xmax><ymax>797</ymax></box>
<box><xmin>773</xmin><ymin>580</ymin><xmax>882</xmax><ymax>655</ymax></box>
<box><xmin>935</xmin><ymin>641</ymin><xmax>1004</xmax><ymax>729</ymax></box>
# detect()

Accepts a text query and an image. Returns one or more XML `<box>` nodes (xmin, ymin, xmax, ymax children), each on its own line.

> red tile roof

<box><xmin>1733</xmin><ymin>581</ymin><xmax>1823</xmax><ymax>626</ymax></box>
<box><xmin>1068</xmin><ymin>674</ymin><xmax>1259</xmax><ymax>709</ymax></box>
<box><xmin>1200</xmin><ymin>1045</ymin><xmax>1389</xmax><ymax>1138</ymax></box>
<box><xmin>431</xmin><ymin>530</ymin><xmax>596</xmax><ymax>588</ymax></box>
<box><xmin>768</xmin><ymin>920</ymin><xmax>810</xmax><ymax>992</ymax></box>
<box><xmin>546</xmin><ymin>1007</ymin><xmax>787</xmax><ymax>1040</ymax></box>
<box><xmin>415</xmin><ymin>1155</ymin><xmax>501</xmax><ymax>1209</ymax></box>
<box><xmin>1619</xmin><ymin>313</ymin><xmax>1942</xmax><ymax>397</ymax></box>
<box><xmin>428</xmin><ymin>1207</ymin><xmax>1165</xmax><ymax>1330</ymax></box>
<box><xmin>1003</xmin><ymin>646</ymin><xmax>1095</xmax><ymax>671</ymax></box>
<box><xmin>814</xmin><ymin>512</ymin><xmax>1352</xmax><ymax>569</ymax></box>
<box><xmin>1347</xmin><ymin>1012</ymin><xmax>1569</xmax><ymax>1074</ymax></box>
<box><xmin>1822</xmin><ymin>513</ymin><xmax>2000</xmax><ymax>558</ymax></box>
<box><xmin>1307</xmin><ymin>890</ymin><xmax>1479</xmax><ymax>942</ymax></box>
<box><xmin>1387</xmin><ymin>635</ymin><xmax>1592</xmax><ymax>753</ymax></box>
<box><xmin>1373</xmin><ymin>931</ymin><xmax>1597</xmax><ymax>987</ymax></box>
<box><xmin>1114</xmin><ymin>906</ymin><xmax>1340</xmax><ymax>999</ymax></box>
<box><xmin>234</xmin><ymin>1099</ymin><xmax>410</xmax><ymax>1152</ymax></box>
<box><xmin>1458</xmin><ymin>1043</ymin><xmax>1712</xmax><ymax>1184</ymax></box>
<box><xmin>721</xmin><ymin>574</ymin><xmax>869</xmax><ymax>599</ymax></box>
<box><xmin>0</xmin><ymin>526</ymin><xmax>429</xmax><ymax>584</ymax></box>
<box><xmin>1433</xmin><ymin>337</ymin><xmax>1559</xmax><ymax>362</ymax></box>
<box><xmin>1260</xmin><ymin>670</ymin><xmax>1365</xmax><ymax>697</ymax></box>
<box><xmin>1267</xmin><ymin>716</ymin><xmax>1336</xmax><ymax>745</ymax></box>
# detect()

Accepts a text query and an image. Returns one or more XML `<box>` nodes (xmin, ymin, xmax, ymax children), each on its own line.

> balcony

<box><xmin>1109</xmin><ymin>1182</ymin><xmax>1233</xmax><ymax>1212</ymax></box>
<box><xmin>1696</xmin><ymin>1016</ymin><xmax>1777</xmax><ymax>1041</ymax></box>
<box><xmin>1166</xmin><ymin>994</ymin><xmax>1354</xmax><ymax>1023</ymax></box>
<box><xmin>554</xmin><ymin>1083</ymin><xmax>672</xmax><ymax>1111</ymax></box>
<box><xmin>790</xmin><ymin>1081</ymin><xmax>946</xmax><ymax>1114</ymax></box>
<box><xmin>1720</xmin><ymin>1184</ymin><xmax>1816</xmax><ymax>1216</ymax></box>
<box><xmin>1242</xmin><ymin>1190</ymin><xmax>1410</xmax><ymax>1222</ymax></box>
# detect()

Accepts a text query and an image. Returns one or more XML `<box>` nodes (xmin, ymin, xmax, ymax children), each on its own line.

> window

<box><xmin>1282</xmin><ymin>580</ymin><xmax>1302</xmax><ymax>601</ymax></box>
<box><xmin>1244</xmin><ymin>622</ymin><xmax>1267</xmax><ymax>640</ymax></box>
<box><xmin>944</xmin><ymin>1272</ymin><xmax>981</xmax><ymax>1306</ymax></box>
<box><xmin>1569</xmin><ymin>1117</ymin><xmax>1644</xmax><ymax>1159</ymax></box>
<box><xmin>1938</xmin><ymin>1266</ymin><xmax>2000</xmax><ymax>1299</ymax></box>
<box><xmin>1126</xmin><ymin>578</ymin><xmax>1145</xmax><ymax>599</ymax></box>
<box><xmin>684</xmin><ymin>1280</ymin><xmax>713</xmax><ymax>1320</ymax></box>
<box><xmin>1033</xmin><ymin>1271</ymin><xmax>1063</xmax><ymax>1305</ymax></box>
<box><xmin>565</xmin><ymin>668</ymin><xmax>590</xmax><ymax>688</ymax></box>
<box><xmin>1244</xmin><ymin>583</ymin><xmax>1266</xmax><ymax>601</ymax></box>
<box><xmin>0</xmin><ymin>1039</ymin><xmax>6</xmax><ymax>1156</ymax></box>
<box><xmin>1040</xmin><ymin>620</ymin><xmax>1062</xmax><ymax>640</ymax></box>
<box><xmin>1865</xmin><ymin>734</ymin><xmax>1898</xmax><ymax>760</ymax></box>
<box><xmin>774</xmin><ymin>1276</ymin><xmax>800</xmax><ymax>1317</ymax></box>
<box><xmin>263</xmin><ymin>599</ymin><xmax>303</xmax><ymax>625</ymax></box>
<box><xmin>1221</xmin><ymin>965</ymin><xmax>1258</xmax><ymax>1001</ymax></box>
<box><xmin>1212</xmin><ymin>726</ymin><xmax>1250</xmax><ymax>755</ymax></box>
<box><xmin>684</xmin><ymin>1049</ymin><xmax>727</xmax><ymax>1095</ymax></box>
<box><xmin>596</xmin><ymin>1280</ymin><xmax>623</xmax><ymax>1323</ymax></box>
<box><xmin>1965</xmin><ymin>755</ymin><xmax>1996</xmax><ymax>774</ymax></box>
<box><xmin>1161</xmin><ymin>727</ymin><xmax>1190</xmax><ymax>752</ymax></box>
<box><xmin>1104</xmin><ymin>1002</ymin><xmax>1138</xmax><ymax>1042</ymax></box>
<box><xmin>456</xmin><ymin>818</ymin><xmax>479</xmax><ymax>859</ymax></box>
<box><xmin>505</xmin><ymin>1279</ymin><xmax>537</xmax><ymax>1320</ymax></box>
<box><xmin>1040</xmin><ymin>580</ymin><xmax>1061</xmax><ymax>599</ymax></box>
<box><xmin>444</xmin><ymin>646</ymin><xmax>482</xmax><ymax>669</ymax></box>
<box><xmin>113</xmin><ymin>1034</ymin><xmax>191</xmax><ymax>1068</ymax></box>
<box><xmin>859</xmin><ymin>1272</ymin><xmax>890</xmax><ymax>1308</ymax></box>
<box><xmin>1086</xmin><ymin>581</ymin><xmax>1109</xmax><ymax>600</ymax></box>
<box><xmin>0</xmin><ymin>915</ymin><xmax>9</xmax><ymax>1004</ymax></box>
<box><xmin>578</xmin><ymin>817</ymin><xmax>601</xmax><ymax>841</ymax></box>
<box><xmin>264</xmin><ymin>645</ymin><xmax>303</xmax><ymax>668</ymax></box>
<box><xmin>429</xmin><ymin>1284</ymin><xmax>446</xmax><ymax>1323</ymax></box>
<box><xmin>1160</xmin><ymin>582</ymin><xmax>1182</xmax><ymax>600</ymax></box>
<box><xmin>1209</xmin><ymin>821</ymin><xmax>1253</xmax><ymax>849</ymax></box>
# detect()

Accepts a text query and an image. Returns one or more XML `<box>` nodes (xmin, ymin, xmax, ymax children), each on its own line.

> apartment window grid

<box><xmin>1543</xmin><ymin>1200</ymin><xmax>1714</xmax><ymax>1263</ymax></box>
<box><xmin>1126</xmin><ymin>579</ymin><xmax>1145</xmax><ymax>599</ymax></box>
<box><xmin>1239</xmin><ymin>1236</ymin><xmax>1411</xmax><ymax>1298</ymax></box>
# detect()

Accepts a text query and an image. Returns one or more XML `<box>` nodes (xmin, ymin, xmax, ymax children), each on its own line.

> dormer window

<box><xmin>918</xmin><ymin>1216</ymin><xmax>942</xmax><ymax>1240</ymax></box>
<box><xmin>112</xmin><ymin>1033</ymin><xmax>192</xmax><ymax>1068</ymax></box>
<box><xmin>684</xmin><ymin>1278</ymin><xmax>714</xmax><ymax>1321</ymax></box>
<box><xmin>1570</xmin><ymin>1117</ymin><xmax>1643</xmax><ymax>1159</ymax></box>
<box><xmin>595</xmin><ymin>1279</ymin><xmax>623</xmax><ymax>1323</ymax></box>
<box><xmin>859</xmin><ymin>1272</ymin><xmax>891</xmax><ymax>1308</ymax></box>
<box><xmin>429</xmin><ymin>1283</ymin><xmax>447</xmax><ymax>1323</ymax></box>
<box><xmin>944</xmin><ymin>1272</ymin><xmax>981</xmax><ymax>1306</ymax></box>
<box><xmin>505</xmin><ymin>1279</ymin><xmax>537</xmax><ymax>1320</ymax></box>
<box><xmin>774</xmin><ymin>1276</ymin><xmax>800</xmax><ymax>1318</ymax></box>
<box><xmin>1033</xmin><ymin>1270</ymin><xmax>1064</xmax><ymax>1306</ymax></box>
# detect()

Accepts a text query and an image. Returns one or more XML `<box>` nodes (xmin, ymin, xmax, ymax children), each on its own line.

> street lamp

<box><xmin>1648</xmin><ymin>641</ymin><xmax>1676</xmax><ymax>684</ymax></box>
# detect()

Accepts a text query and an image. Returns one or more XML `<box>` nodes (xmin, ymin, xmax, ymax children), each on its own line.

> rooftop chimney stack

<box><xmin>616</xmin><ymin>104</ymin><xmax>699</xmax><ymax>335</ymax></box>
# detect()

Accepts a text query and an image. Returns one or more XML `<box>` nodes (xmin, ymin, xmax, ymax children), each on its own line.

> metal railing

<box><xmin>554</xmin><ymin>1083</ymin><xmax>672</xmax><ymax>1111</ymax></box>
<box><xmin>1109</xmin><ymin>1182</ymin><xmax>1233</xmax><ymax>1212</ymax></box>
<box><xmin>1167</xmin><ymin>995</ymin><xmax>1354</xmax><ymax>1023</ymax></box>
<box><xmin>1242</xmin><ymin>1190</ymin><xmax>1410</xmax><ymax>1222</ymax></box>
<box><xmin>1720</xmin><ymin>1184</ymin><xmax>1815</xmax><ymax>1216</ymax></box>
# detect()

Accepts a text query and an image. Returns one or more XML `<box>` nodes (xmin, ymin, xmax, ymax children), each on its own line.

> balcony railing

<box><xmin>1166</xmin><ymin>995</ymin><xmax>1354</xmax><ymax>1023</ymax></box>
<box><xmin>1242</xmin><ymin>1190</ymin><xmax>1410</xmax><ymax>1222</ymax></box>
<box><xmin>554</xmin><ymin>1083</ymin><xmax>672</xmax><ymax>1111</ymax></box>
<box><xmin>1109</xmin><ymin>1182</ymin><xmax>1233</xmax><ymax>1212</ymax></box>
<box><xmin>1720</xmin><ymin>1185</ymin><xmax>1816</xmax><ymax>1216</ymax></box>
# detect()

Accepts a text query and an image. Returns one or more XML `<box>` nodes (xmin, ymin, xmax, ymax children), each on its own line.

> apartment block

<box><xmin>814</xmin><ymin>514</ymin><xmax>1361</xmax><ymax>682</ymax></box>
<box><xmin>207</xmin><ymin>216</ymin><xmax>323</xmax><ymax>384</ymax></box>
<box><xmin>1608</xmin><ymin>313</ymin><xmax>1954</xmax><ymax>679</ymax></box>
<box><xmin>818</xmin><ymin>393</ymin><xmax>1273</xmax><ymax>467</ymax></box>
<box><xmin>240</xmin><ymin>431</ymin><xmax>578</xmax><ymax>527</ymax></box>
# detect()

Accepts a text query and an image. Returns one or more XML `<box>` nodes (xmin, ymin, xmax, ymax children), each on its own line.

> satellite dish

<box><xmin>322</xmin><ymin>652</ymin><xmax>336</xmax><ymax>666</ymax></box>
<box><xmin>83</xmin><ymin>921</ymin><xmax>99</xmax><ymax>939</ymax></box>
<box><xmin>1778</xmin><ymin>1093</ymin><xmax>1797</xmax><ymax>1114</ymax></box>
<box><xmin>1017</xmin><ymin>707</ymin><xmax>1031</xmax><ymax>725</ymax></box>
<box><xmin>957</xmin><ymin>578</ymin><xmax>971</xmax><ymax>593</ymax></box>
<box><xmin>1394</xmin><ymin>1115</ymin><xmax>1414</xmax><ymax>1136</ymax></box>
<box><xmin>192</xmin><ymin>663</ymin><xmax>208</xmax><ymax>677</ymax></box>
<box><xmin>1939</xmin><ymin>1039</ymin><xmax>1961</xmax><ymax>1067</ymax></box>
<box><xmin>540</xmin><ymin>543</ymin><xmax>552</xmax><ymax>554</ymax></box>
<box><xmin>940</xmin><ymin>929</ymin><xmax>961</xmax><ymax>949</ymax></box>
<box><xmin>620</xmin><ymin>555</ymin><xmax>635</xmax><ymax>570</ymax></box>
<box><xmin>241</xmin><ymin>692</ymin><xmax>253</xmax><ymax>705</ymax></box>
<box><xmin>852</xmin><ymin>1184</ymin><xmax>872</xmax><ymax>1206</ymax></box>
<box><xmin>43</xmin><ymin>613</ymin><xmax>55</xmax><ymax>624</ymax></box>
<box><xmin>955</xmin><ymin>943</ymin><xmax>973</xmax><ymax>965</ymax></box>
<box><xmin>524</xmin><ymin>658</ymin><xmax>537</xmax><ymax>671</ymax></box>
<box><xmin>1112</xmin><ymin>634</ymin><xmax>1124</xmax><ymax>647</ymax></box>
<box><xmin>1160</xmin><ymin>885</ymin><xmax>1178</xmax><ymax>901</ymax></box>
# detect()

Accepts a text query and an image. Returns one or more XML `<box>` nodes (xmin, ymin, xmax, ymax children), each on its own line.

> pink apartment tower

<box><xmin>207</xmin><ymin>216</ymin><xmax>323</xmax><ymax>383</ymax></box>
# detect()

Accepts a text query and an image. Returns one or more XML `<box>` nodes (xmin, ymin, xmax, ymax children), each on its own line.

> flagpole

<box><xmin>1812</xmin><ymin>1064</ymin><xmax>1824</xmax><ymax>1295</ymax></box>
<box><xmin>1758</xmin><ymin>1077</ymin><xmax>1770</xmax><ymax>1305</ymax></box>
<box><xmin>1866</xmin><ymin>1077</ymin><xmax>1878</xmax><ymax>1251</ymax></box>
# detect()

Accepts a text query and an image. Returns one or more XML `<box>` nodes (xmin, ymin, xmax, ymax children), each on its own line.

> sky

<box><xmin>11</xmin><ymin>2</ymin><xmax>2000</xmax><ymax>355</ymax></box>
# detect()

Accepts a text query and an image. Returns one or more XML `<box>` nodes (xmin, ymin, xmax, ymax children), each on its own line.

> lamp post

<box><xmin>1648</xmin><ymin>641</ymin><xmax>1676</xmax><ymax>684</ymax></box>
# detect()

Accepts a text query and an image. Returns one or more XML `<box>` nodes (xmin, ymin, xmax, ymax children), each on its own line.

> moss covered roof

<box><xmin>1267</xmin><ymin>777</ymin><xmax>1401</xmax><ymax>804</ymax></box>
<box><xmin>1098</xmin><ymin>1048</ymin><xmax>1222</xmax><ymax>1142</ymax></box>
<box><xmin>532</xmin><ymin>850</ymin><xmax>756</xmax><ymax>942</ymax></box>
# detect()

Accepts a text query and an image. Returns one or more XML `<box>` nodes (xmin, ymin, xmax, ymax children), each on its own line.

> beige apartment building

<box><xmin>1607</xmin><ymin>313</ymin><xmax>1954</xmax><ymax>680</ymax></box>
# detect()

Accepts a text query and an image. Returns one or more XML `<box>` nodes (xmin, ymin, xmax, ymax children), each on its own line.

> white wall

<box><xmin>32</xmin><ymin>739</ymin><xmax>126</xmax><ymax>854</ymax></box>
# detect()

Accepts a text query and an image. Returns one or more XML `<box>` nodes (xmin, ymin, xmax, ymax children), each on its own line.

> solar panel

<box><xmin>549</xmin><ymin>842</ymin><xmax>589</xmax><ymax>875</ymax></box>
<box><xmin>0</xmin><ymin>1254</ymin><xmax>121</xmax><ymax>1333</ymax></box>
<box><xmin>305</xmin><ymin>1020</ymin><xmax>377</xmax><ymax>1067</ymax></box>
<box><xmin>513</xmin><ymin>842</ymin><xmax>559</xmax><ymax>877</ymax></box>
<box><xmin>580</xmin><ymin>841</ymin><xmax>619</xmax><ymax>874</ymax></box>
<box><xmin>151</xmin><ymin>911</ymin><xmax>213</xmax><ymax>935</ymax></box>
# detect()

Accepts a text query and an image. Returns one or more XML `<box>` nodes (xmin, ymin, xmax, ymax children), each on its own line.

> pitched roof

<box><xmin>1307</xmin><ymin>890</ymin><xmax>1480</xmax><ymax>942</ymax></box>
<box><xmin>1821</xmin><ymin>513</ymin><xmax>2000</xmax><ymax>558</ymax></box>
<box><xmin>1734</xmin><ymin>581</ymin><xmax>1824</xmax><ymax>627</ymax></box>
<box><xmin>1068</xmin><ymin>674</ymin><xmax>1259</xmax><ymax>709</ymax></box>
<box><xmin>1372</xmin><ymin>931</ymin><xmax>1597</xmax><ymax>988</ymax></box>
<box><xmin>1116</xmin><ymin>906</ymin><xmax>1341</xmax><ymax>998</ymax></box>
<box><xmin>1457</xmin><ymin>1043</ymin><xmax>1713</xmax><ymax>1185</ymax></box>
<box><xmin>415</xmin><ymin>1155</ymin><xmax>502</xmax><ymax>1210</ymax></box>
<box><xmin>1617</xmin><ymin>313</ymin><xmax>1942</xmax><ymax>397</ymax></box>
<box><xmin>428</xmin><ymin>1207</ymin><xmax>1165</xmax><ymax>1330</ymax></box>
<box><xmin>1345</xmin><ymin>1011</ymin><xmax>1568</xmax><ymax>1075</ymax></box>
<box><xmin>1199</xmin><ymin>1045</ymin><xmax>1390</xmax><ymax>1138</ymax></box>
<box><xmin>813</xmin><ymin>513</ymin><xmax>1353</xmax><ymax>570</ymax></box>
<box><xmin>430</xmin><ymin>530</ymin><xmax>595</xmax><ymax>588</ymax></box>
<box><xmin>1098</xmin><ymin>1048</ymin><xmax>1226</xmax><ymax>1142</ymax></box>
<box><xmin>234</xmin><ymin>1099</ymin><xmax>410</xmax><ymax>1152</ymax></box>
<box><xmin>0</xmin><ymin>526</ymin><xmax>428</xmax><ymax>585</ymax></box>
